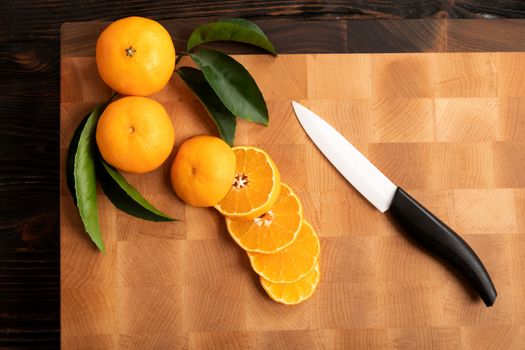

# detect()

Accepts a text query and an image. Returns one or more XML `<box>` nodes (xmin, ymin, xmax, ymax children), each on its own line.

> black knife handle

<box><xmin>389</xmin><ymin>187</ymin><xmax>497</xmax><ymax>307</ymax></box>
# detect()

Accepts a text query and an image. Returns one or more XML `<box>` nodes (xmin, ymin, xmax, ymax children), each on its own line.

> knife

<box><xmin>291</xmin><ymin>101</ymin><xmax>497</xmax><ymax>307</ymax></box>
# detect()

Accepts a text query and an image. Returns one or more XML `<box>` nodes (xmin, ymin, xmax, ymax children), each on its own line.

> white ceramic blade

<box><xmin>292</xmin><ymin>101</ymin><xmax>397</xmax><ymax>212</ymax></box>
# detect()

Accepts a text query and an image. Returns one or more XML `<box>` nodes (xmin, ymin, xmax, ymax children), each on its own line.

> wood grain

<box><xmin>60</xmin><ymin>23</ymin><xmax>525</xmax><ymax>349</ymax></box>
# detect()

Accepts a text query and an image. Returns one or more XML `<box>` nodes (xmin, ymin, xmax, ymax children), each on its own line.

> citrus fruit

<box><xmin>170</xmin><ymin>136</ymin><xmax>236</xmax><ymax>207</ymax></box>
<box><xmin>260</xmin><ymin>262</ymin><xmax>320</xmax><ymax>305</ymax></box>
<box><xmin>96</xmin><ymin>96</ymin><xmax>175</xmax><ymax>174</ymax></box>
<box><xmin>215</xmin><ymin>146</ymin><xmax>281</xmax><ymax>219</ymax></box>
<box><xmin>96</xmin><ymin>16</ymin><xmax>176</xmax><ymax>96</ymax></box>
<box><xmin>225</xmin><ymin>183</ymin><xmax>303</xmax><ymax>253</ymax></box>
<box><xmin>248</xmin><ymin>221</ymin><xmax>320</xmax><ymax>283</ymax></box>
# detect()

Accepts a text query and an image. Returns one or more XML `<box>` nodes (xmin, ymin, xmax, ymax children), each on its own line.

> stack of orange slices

<box><xmin>215</xmin><ymin>146</ymin><xmax>321</xmax><ymax>305</ymax></box>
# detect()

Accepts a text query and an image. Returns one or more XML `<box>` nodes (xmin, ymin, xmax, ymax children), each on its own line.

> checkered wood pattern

<box><xmin>61</xmin><ymin>31</ymin><xmax>525</xmax><ymax>349</ymax></box>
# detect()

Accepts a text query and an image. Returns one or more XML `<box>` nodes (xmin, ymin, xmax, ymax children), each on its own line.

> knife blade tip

<box><xmin>291</xmin><ymin>100</ymin><xmax>307</xmax><ymax>119</ymax></box>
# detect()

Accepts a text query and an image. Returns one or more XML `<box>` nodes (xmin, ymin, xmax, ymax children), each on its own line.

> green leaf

<box><xmin>176</xmin><ymin>67</ymin><xmax>236</xmax><ymax>146</ymax></box>
<box><xmin>66</xmin><ymin>94</ymin><xmax>117</xmax><ymax>203</ymax></box>
<box><xmin>96</xmin><ymin>156</ymin><xmax>176</xmax><ymax>222</ymax></box>
<box><xmin>187</xmin><ymin>18</ymin><xmax>277</xmax><ymax>56</ymax></box>
<box><xmin>74</xmin><ymin>104</ymin><xmax>106</xmax><ymax>253</ymax></box>
<box><xmin>191</xmin><ymin>48</ymin><xmax>268</xmax><ymax>126</ymax></box>
<box><xmin>66</xmin><ymin>115</ymin><xmax>89</xmax><ymax>204</ymax></box>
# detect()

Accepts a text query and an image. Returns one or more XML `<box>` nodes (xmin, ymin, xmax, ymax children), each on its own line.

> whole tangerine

<box><xmin>96</xmin><ymin>96</ymin><xmax>175</xmax><ymax>174</ymax></box>
<box><xmin>96</xmin><ymin>16</ymin><xmax>175</xmax><ymax>96</ymax></box>
<box><xmin>170</xmin><ymin>136</ymin><xmax>236</xmax><ymax>207</ymax></box>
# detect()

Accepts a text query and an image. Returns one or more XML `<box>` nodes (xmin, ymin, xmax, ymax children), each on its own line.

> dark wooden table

<box><xmin>2</xmin><ymin>1</ymin><xmax>525</xmax><ymax>349</ymax></box>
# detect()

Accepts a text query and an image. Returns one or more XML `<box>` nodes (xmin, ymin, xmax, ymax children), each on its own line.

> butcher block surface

<box><xmin>60</xmin><ymin>24</ymin><xmax>525</xmax><ymax>349</ymax></box>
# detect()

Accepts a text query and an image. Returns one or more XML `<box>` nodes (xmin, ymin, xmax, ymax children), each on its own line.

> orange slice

<box><xmin>260</xmin><ymin>262</ymin><xmax>320</xmax><ymax>305</ymax></box>
<box><xmin>225</xmin><ymin>183</ymin><xmax>303</xmax><ymax>254</ymax></box>
<box><xmin>248</xmin><ymin>221</ymin><xmax>320</xmax><ymax>283</ymax></box>
<box><xmin>215</xmin><ymin>146</ymin><xmax>281</xmax><ymax>219</ymax></box>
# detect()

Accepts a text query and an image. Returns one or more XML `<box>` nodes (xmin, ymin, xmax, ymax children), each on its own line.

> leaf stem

<box><xmin>175</xmin><ymin>51</ymin><xmax>191</xmax><ymax>67</ymax></box>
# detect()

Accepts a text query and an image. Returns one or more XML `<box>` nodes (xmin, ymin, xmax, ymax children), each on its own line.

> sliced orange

<box><xmin>225</xmin><ymin>183</ymin><xmax>303</xmax><ymax>254</ymax></box>
<box><xmin>215</xmin><ymin>146</ymin><xmax>281</xmax><ymax>219</ymax></box>
<box><xmin>260</xmin><ymin>262</ymin><xmax>320</xmax><ymax>305</ymax></box>
<box><xmin>248</xmin><ymin>221</ymin><xmax>320</xmax><ymax>283</ymax></box>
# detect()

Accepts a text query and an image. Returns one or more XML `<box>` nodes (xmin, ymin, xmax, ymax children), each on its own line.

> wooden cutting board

<box><xmin>60</xmin><ymin>25</ymin><xmax>525</xmax><ymax>349</ymax></box>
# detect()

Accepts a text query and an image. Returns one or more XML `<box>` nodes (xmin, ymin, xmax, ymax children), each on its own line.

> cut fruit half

<box><xmin>215</xmin><ymin>146</ymin><xmax>281</xmax><ymax>219</ymax></box>
<box><xmin>248</xmin><ymin>221</ymin><xmax>320</xmax><ymax>283</ymax></box>
<box><xmin>225</xmin><ymin>183</ymin><xmax>303</xmax><ymax>254</ymax></box>
<box><xmin>260</xmin><ymin>262</ymin><xmax>320</xmax><ymax>305</ymax></box>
